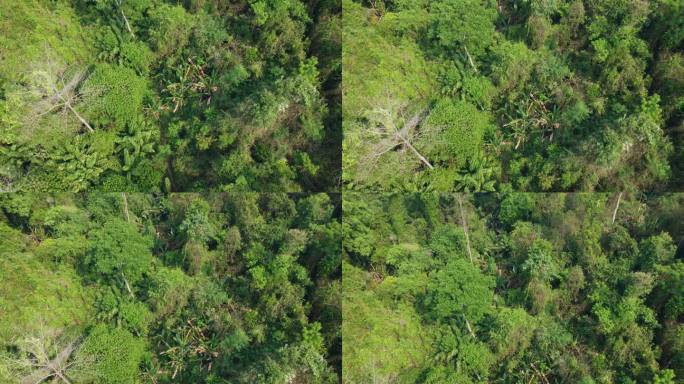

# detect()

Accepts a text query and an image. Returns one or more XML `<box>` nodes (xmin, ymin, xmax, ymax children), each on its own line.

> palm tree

<box><xmin>454</xmin><ymin>151</ymin><xmax>496</xmax><ymax>192</ymax></box>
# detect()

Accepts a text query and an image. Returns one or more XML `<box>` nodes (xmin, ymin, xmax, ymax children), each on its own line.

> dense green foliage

<box><xmin>4</xmin><ymin>1</ymin><xmax>684</xmax><ymax>383</ymax></box>
<box><xmin>344</xmin><ymin>193</ymin><xmax>684</xmax><ymax>383</ymax></box>
<box><xmin>343</xmin><ymin>0</ymin><xmax>684</xmax><ymax>192</ymax></box>
<box><xmin>0</xmin><ymin>0</ymin><xmax>341</xmax><ymax>192</ymax></box>
<box><xmin>0</xmin><ymin>192</ymin><xmax>341</xmax><ymax>383</ymax></box>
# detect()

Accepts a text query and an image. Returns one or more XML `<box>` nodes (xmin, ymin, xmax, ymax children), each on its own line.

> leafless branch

<box><xmin>12</xmin><ymin>329</ymin><xmax>83</xmax><ymax>384</ymax></box>
<box><xmin>364</xmin><ymin>105</ymin><xmax>432</xmax><ymax>169</ymax></box>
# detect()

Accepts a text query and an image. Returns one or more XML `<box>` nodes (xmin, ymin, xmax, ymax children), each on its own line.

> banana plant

<box><xmin>50</xmin><ymin>139</ymin><xmax>106</xmax><ymax>192</ymax></box>
<box><xmin>116</xmin><ymin>117</ymin><xmax>156</xmax><ymax>172</ymax></box>
<box><xmin>0</xmin><ymin>142</ymin><xmax>32</xmax><ymax>168</ymax></box>
<box><xmin>162</xmin><ymin>56</ymin><xmax>213</xmax><ymax>113</ymax></box>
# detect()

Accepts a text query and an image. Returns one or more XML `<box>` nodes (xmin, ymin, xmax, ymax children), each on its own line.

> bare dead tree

<box><xmin>54</xmin><ymin>86</ymin><xmax>94</xmax><ymax>133</ymax></box>
<box><xmin>44</xmin><ymin>71</ymin><xmax>86</xmax><ymax>106</ymax></box>
<box><xmin>362</xmin><ymin>99</ymin><xmax>433</xmax><ymax>171</ymax></box>
<box><xmin>4</xmin><ymin>327</ymin><xmax>95</xmax><ymax>384</ymax></box>
<box><xmin>23</xmin><ymin>46</ymin><xmax>94</xmax><ymax>133</ymax></box>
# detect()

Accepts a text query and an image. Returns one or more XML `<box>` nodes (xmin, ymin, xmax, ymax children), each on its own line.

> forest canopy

<box><xmin>4</xmin><ymin>1</ymin><xmax>684</xmax><ymax>383</ymax></box>
<box><xmin>0</xmin><ymin>192</ymin><xmax>341</xmax><ymax>383</ymax></box>
<box><xmin>0</xmin><ymin>0</ymin><xmax>341</xmax><ymax>192</ymax></box>
<box><xmin>343</xmin><ymin>192</ymin><xmax>684</xmax><ymax>383</ymax></box>
<box><xmin>342</xmin><ymin>0</ymin><xmax>684</xmax><ymax>192</ymax></box>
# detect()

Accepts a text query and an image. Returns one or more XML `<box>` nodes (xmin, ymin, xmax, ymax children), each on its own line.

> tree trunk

<box><xmin>457</xmin><ymin>195</ymin><xmax>473</xmax><ymax>263</ymax></box>
<box><xmin>116</xmin><ymin>0</ymin><xmax>135</xmax><ymax>38</ymax></box>
<box><xmin>611</xmin><ymin>192</ymin><xmax>623</xmax><ymax>224</ymax></box>
<box><xmin>122</xmin><ymin>192</ymin><xmax>130</xmax><ymax>223</ymax></box>
<box><xmin>464</xmin><ymin>316</ymin><xmax>475</xmax><ymax>338</ymax></box>
<box><xmin>397</xmin><ymin>134</ymin><xmax>433</xmax><ymax>169</ymax></box>
<box><xmin>464</xmin><ymin>46</ymin><xmax>478</xmax><ymax>73</ymax></box>
<box><xmin>53</xmin><ymin>370</ymin><xmax>72</xmax><ymax>384</ymax></box>
<box><xmin>122</xmin><ymin>272</ymin><xmax>135</xmax><ymax>298</ymax></box>
<box><xmin>60</xmin><ymin>98</ymin><xmax>94</xmax><ymax>133</ymax></box>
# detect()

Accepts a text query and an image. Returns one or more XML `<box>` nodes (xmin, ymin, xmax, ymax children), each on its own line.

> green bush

<box><xmin>79</xmin><ymin>324</ymin><xmax>146</xmax><ymax>384</ymax></box>
<box><xmin>422</xmin><ymin>99</ymin><xmax>490</xmax><ymax>168</ymax></box>
<box><xmin>82</xmin><ymin>64</ymin><xmax>147</xmax><ymax>128</ymax></box>
<box><xmin>429</xmin><ymin>0</ymin><xmax>497</xmax><ymax>58</ymax></box>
